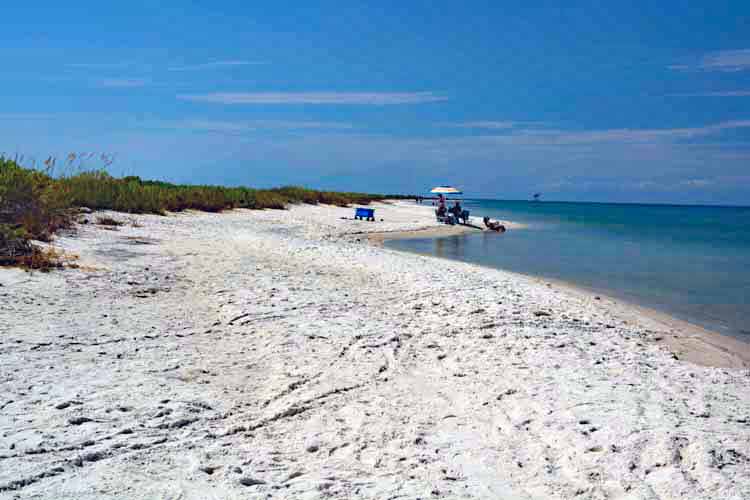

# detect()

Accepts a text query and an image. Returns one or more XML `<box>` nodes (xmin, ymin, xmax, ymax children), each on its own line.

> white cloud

<box><xmin>177</xmin><ymin>91</ymin><xmax>447</xmax><ymax>105</ymax></box>
<box><xmin>253</xmin><ymin>120</ymin><xmax>355</xmax><ymax>130</ymax></box>
<box><xmin>0</xmin><ymin>113</ymin><xmax>57</xmax><ymax>121</ymax></box>
<box><xmin>97</xmin><ymin>78</ymin><xmax>150</xmax><ymax>88</ymax></box>
<box><xmin>148</xmin><ymin>118</ymin><xmax>750</xmax><ymax>148</ymax></box>
<box><xmin>149</xmin><ymin>119</ymin><xmax>354</xmax><ymax>134</ymax></box>
<box><xmin>699</xmin><ymin>49</ymin><xmax>750</xmax><ymax>71</ymax></box>
<box><xmin>497</xmin><ymin>120</ymin><xmax>750</xmax><ymax>145</ymax></box>
<box><xmin>66</xmin><ymin>62</ymin><xmax>134</xmax><ymax>70</ymax></box>
<box><xmin>167</xmin><ymin>60</ymin><xmax>265</xmax><ymax>71</ymax></box>
<box><xmin>680</xmin><ymin>178</ymin><xmax>713</xmax><ymax>188</ymax></box>
<box><xmin>668</xmin><ymin>90</ymin><xmax>750</xmax><ymax>97</ymax></box>
<box><xmin>670</xmin><ymin>49</ymin><xmax>750</xmax><ymax>72</ymax></box>
<box><xmin>166</xmin><ymin>120</ymin><xmax>253</xmax><ymax>133</ymax></box>
<box><xmin>447</xmin><ymin>121</ymin><xmax>518</xmax><ymax>129</ymax></box>
<box><xmin>443</xmin><ymin>121</ymin><xmax>553</xmax><ymax>131</ymax></box>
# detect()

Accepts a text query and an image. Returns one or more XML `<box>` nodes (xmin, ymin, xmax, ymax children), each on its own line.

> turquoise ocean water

<box><xmin>386</xmin><ymin>200</ymin><xmax>750</xmax><ymax>339</ymax></box>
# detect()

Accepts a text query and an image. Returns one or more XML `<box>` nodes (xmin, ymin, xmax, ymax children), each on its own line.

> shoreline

<box><xmin>366</xmin><ymin>200</ymin><xmax>522</xmax><ymax>246</ymax></box>
<box><xmin>376</xmin><ymin>216</ymin><xmax>750</xmax><ymax>370</ymax></box>
<box><xmin>537</xmin><ymin>275</ymin><xmax>750</xmax><ymax>369</ymax></box>
<box><xmin>366</xmin><ymin>223</ymin><xmax>482</xmax><ymax>246</ymax></box>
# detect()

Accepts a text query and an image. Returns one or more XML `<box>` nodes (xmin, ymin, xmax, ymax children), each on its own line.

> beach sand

<box><xmin>1</xmin><ymin>201</ymin><xmax>749</xmax><ymax>499</ymax></box>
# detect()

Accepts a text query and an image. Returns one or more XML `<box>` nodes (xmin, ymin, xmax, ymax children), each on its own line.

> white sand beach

<box><xmin>1</xmin><ymin>201</ymin><xmax>749</xmax><ymax>499</ymax></box>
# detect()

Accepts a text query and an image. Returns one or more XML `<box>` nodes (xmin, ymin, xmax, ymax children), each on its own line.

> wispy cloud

<box><xmin>543</xmin><ymin>175</ymin><xmax>750</xmax><ymax>195</ymax></box>
<box><xmin>443</xmin><ymin>121</ymin><xmax>552</xmax><ymax>130</ymax></box>
<box><xmin>66</xmin><ymin>62</ymin><xmax>135</xmax><ymax>70</ymax></box>
<box><xmin>251</xmin><ymin>120</ymin><xmax>355</xmax><ymax>130</ymax></box>
<box><xmin>150</xmin><ymin>117</ymin><xmax>750</xmax><ymax>143</ymax></box>
<box><xmin>627</xmin><ymin>176</ymin><xmax>750</xmax><ymax>192</ymax></box>
<box><xmin>680</xmin><ymin>178</ymin><xmax>713</xmax><ymax>188</ymax></box>
<box><xmin>177</xmin><ymin>91</ymin><xmax>447</xmax><ymax>105</ymax></box>
<box><xmin>0</xmin><ymin>113</ymin><xmax>57</xmax><ymax>121</ymax></box>
<box><xmin>668</xmin><ymin>90</ymin><xmax>750</xmax><ymax>97</ymax></box>
<box><xmin>497</xmin><ymin>120</ymin><xmax>750</xmax><ymax>145</ymax></box>
<box><xmin>97</xmin><ymin>78</ymin><xmax>150</xmax><ymax>88</ymax></box>
<box><xmin>669</xmin><ymin>49</ymin><xmax>750</xmax><ymax>72</ymax></box>
<box><xmin>445</xmin><ymin>121</ymin><xmax>518</xmax><ymax>129</ymax></box>
<box><xmin>163</xmin><ymin>120</ymin><xmax>253</xmax><ymax>133</ymax></box>
<box><xmin>168</xmin><ymin>60</ymin><xmax>265</xmax><ymax>71</ymax></box>
<box><xmin>148</xmin><ymin>119</ymin><xmax>354</xmax><ymax>134</ymax></box>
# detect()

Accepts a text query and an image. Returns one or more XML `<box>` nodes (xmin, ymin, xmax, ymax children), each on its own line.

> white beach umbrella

<box><xmin>429</xmin><ymin>186</ymin><xmax>463</xmax><ymax>195</ymax></box>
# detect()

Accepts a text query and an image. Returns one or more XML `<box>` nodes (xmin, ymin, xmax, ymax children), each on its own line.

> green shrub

<box><xmin>0</xmin><ymin>158</ymin><xmax>72</xmax><ymax>241</ymax></box>
<box><xmin>0</xmin><ymin>157</ymin><xmax>413</xmax><ymax>269</ymax></box>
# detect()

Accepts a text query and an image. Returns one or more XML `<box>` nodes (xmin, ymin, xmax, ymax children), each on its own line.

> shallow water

<box><xmin>387</xmin><ymin>200</ymin><xmax>750</xmax><ymax>339</ymax></box>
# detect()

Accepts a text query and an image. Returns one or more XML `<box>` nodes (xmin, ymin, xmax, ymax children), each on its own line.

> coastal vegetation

<box><xmin>0</xmin><ymin>156</ymin><xmax>405</xmax><ymax>270</ymax></box>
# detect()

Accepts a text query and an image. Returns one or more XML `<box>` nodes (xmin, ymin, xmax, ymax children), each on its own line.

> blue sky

<box><xmin>2</xmin><ymin>1</ymin><xmax>750</xmax><ymax>204</ymax></box>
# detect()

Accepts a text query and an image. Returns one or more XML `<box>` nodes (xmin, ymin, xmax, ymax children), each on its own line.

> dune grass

<box><xmin>0</xmin><ymin>157</ymin><xmax>409</xmax><ymax>270</ymax></box>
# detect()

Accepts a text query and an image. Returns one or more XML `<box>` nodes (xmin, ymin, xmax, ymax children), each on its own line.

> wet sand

<box><xmin>375</xmin><ymin>204</ymin><xmax>750</xmax><ymax>371</ymax></box>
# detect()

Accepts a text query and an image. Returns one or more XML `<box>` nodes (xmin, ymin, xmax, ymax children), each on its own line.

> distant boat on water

<box><xmin>532</xmin><ymin>193</ymin><xmax>542</xmax><ymax>202</ymax></box>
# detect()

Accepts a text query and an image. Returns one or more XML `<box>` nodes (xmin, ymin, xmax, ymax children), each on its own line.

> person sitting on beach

<box><xmin>450</xmin><ymin>201</ymin><xmax>462</xmax><ymax>218</ymax></box>
<box><xmin>449</xmin><ymin>201</ymin><xmax>471</xmax><ymax>223</ymax></box>
<box><xmin>436</xmin><ymin>195</ymin><xmax>448</xmax><ymax>217</ymax></box>
<box><xmin>459</xmin><ymin>208</ymin><xmax>470</xmax><ymax>224</ymax></box>
<box><xmin>483</xmin><ymin>216</ymin><xmax>506</xmax><ymax>232</ymax></box>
